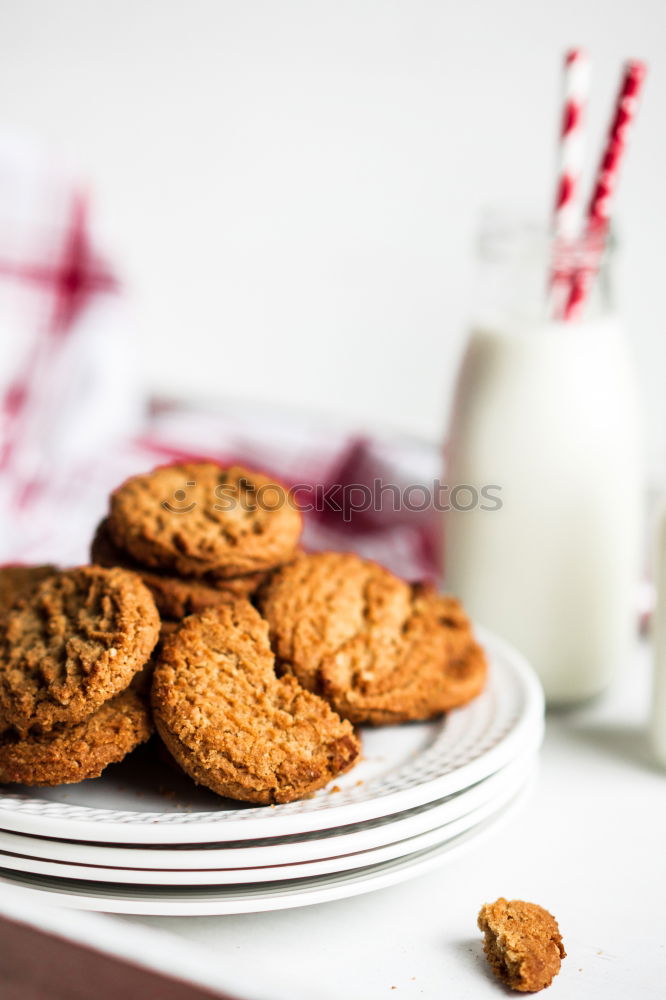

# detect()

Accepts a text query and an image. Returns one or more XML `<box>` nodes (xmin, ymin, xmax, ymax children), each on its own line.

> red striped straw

<box><xmin>553</xmin><ymin>49</ymin><xmax>590</xmax><ymax>238</ymax></box>
<box><xmin>562</xmin><ymin>59</ymin><xmax>647</xmax><ymax>320</ymax></box>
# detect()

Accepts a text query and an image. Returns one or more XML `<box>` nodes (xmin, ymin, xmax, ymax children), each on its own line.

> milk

<box><xmin>444</xmin><ymin>315</ymin><xmax>643</xmax><ymax>704</ymax></box>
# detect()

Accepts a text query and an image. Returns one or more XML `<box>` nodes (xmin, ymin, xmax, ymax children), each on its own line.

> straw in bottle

<box><xmin>553</xmin><ymin>48</ymin><xmax>590</xmax><ymax>239</ymax></box>
<box><xmin>562</xmin><ymin>59</ymin><xmax>647</xmax><ymax>321</ymax></box>
<box><xmin>549</xmin><ymin>48</ymin><xmax>590</xmax><ymax>316</ymax></box>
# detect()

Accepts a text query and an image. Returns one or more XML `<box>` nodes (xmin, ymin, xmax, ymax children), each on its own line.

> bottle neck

<box><xmin>473</xmin><ymin>221</ymin><xmax>615</xmax><ymax>329</ymax></box>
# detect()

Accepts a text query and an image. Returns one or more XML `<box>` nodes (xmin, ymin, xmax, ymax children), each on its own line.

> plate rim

<box><xmin>0</xmin><ymin>753</ymin><xmax>538</xmax><ymax>871</ymax></box>
<box><xmin>0</xmin><ymin>782</ymin><xmax>529</xmax><ymax>914</ymax></box>
<box><xmin>0</xmin><ymin>767</ymin><xmax>535</xmax><ymax>885</ymax></box>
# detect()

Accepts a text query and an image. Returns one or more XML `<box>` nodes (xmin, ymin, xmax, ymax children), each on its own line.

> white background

<box><xmin>0</xmin><ymin>1</ymin><xmax>664</xmax><ymax>470</ymax></box>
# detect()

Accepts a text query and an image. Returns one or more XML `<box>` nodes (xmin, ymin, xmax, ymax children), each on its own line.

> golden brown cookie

<box><xmin>91</xmin><ymin>518</ymin><xmax>266</xmax><ymax>618</ymax></box>
<box><xmin>258</xmin><ymin>551</ymin><xmax>487</xmax><ymax>725</ymax></box>
<box><xmin>108</xmin><ymin>463</ymin><xmax>302</xmax><ymax>579</ymax></box>
<box><xmin>477</xmin><ymin>898</ymin><xmax>566</xmax><ymax>992</ymax></box>
<box><xmin>0</xmin><ymin>565</ymin><xmax>57</xmax><ymax>616</ymax></box>
<box><xmin>0</xmin><ymin>566</ymin><xmax>160</xmax><ymax>736</ymax></box>
<box><xmin>152</xmin><ymin>600</ymin><xmax>361</xmax><ymax>804</ymax></box>
<box><xmin>0</xmin><ymin>689</ymin><xmax>152</xmax><ymax>786</ymax></box>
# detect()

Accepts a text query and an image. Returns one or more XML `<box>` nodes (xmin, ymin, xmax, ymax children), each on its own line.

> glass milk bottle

<box><xmin>444</xmin><ymin>220</ymin><xmax>643</xmax><ymax>705</ymax></box>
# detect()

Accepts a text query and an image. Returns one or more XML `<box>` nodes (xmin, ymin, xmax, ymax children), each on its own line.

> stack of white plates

<box><xmin>0</xmin><ymin>627</ymin><xmax>543</xmax><ymax>915</ymax></box>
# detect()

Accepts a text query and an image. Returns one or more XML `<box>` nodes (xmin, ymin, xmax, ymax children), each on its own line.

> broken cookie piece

<box><xmin>152</xmin><ymin>599</ymin><xmax>361</xmax><ymax>804</ymax></box>
<box><xmin>477</xmin><ymin>897</ymin><xmax>566</xmax><ymax>992</ymax></box>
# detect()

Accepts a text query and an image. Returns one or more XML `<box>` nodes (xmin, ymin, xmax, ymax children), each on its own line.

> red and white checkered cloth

<box><xmin>0</xmin><ymin>140</ymin><xmax>441</xmax><ymax>582</ymax></box>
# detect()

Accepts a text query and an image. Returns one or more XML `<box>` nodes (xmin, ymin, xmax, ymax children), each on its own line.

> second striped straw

<box><xmin>550</xmin><ymin>49</ymin><xmax>645</xmax><ymax>322</ymax></box>
<box><xmin>561</xmin><ymin>59</ymin><xmax>647</xmax><ymax>321</ymax></box>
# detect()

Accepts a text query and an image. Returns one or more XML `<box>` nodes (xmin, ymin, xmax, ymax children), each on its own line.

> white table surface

<box><xmin>114</xmin><ymin>638</ymin><xmax>666</xmax><ymax>1000</ymax></box>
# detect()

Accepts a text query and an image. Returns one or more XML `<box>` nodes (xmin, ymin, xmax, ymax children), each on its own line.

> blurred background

<box><xmin>0</xmin><ymin>0</ymin><xmax>664</xmax><ymax>465</ymax></box>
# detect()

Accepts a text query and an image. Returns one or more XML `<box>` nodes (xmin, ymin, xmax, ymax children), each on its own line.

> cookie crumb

<box><xmin>477</xmin><ymin>897</ymin><xmax>565</xmax><ymax>992</ymax></box>
<box><xmin>330</xmin><ymin>784</ymin><xmax>341</xmax><ymax>793</ymax></box>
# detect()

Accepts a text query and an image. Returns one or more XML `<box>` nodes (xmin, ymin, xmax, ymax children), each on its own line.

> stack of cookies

<box><xmin>0</xmin><ymin>565</ymin><xmax>160</xmax><ymax>786</ymax></box>
<box><xmin>0</xmin><ymin>460</ymin><xmax>488</xmax><ymax>805</ymax></box>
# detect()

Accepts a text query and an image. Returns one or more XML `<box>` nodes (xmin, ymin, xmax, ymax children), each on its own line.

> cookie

<box><xmin>0</xmin><ymin>565</ymin><xmax>57</xmax><ymax>616</ymax></box>
<box><xmin>152</xmin><ymin>600</ymin><xmax>361</xmax><ymax>804</ymax></box>
<box><xmin>108</xmin><ymin>463</ymin><xmax>302</xmax><ymax>579</ymax></box>
<box><xmin>477</xmin><ymin>898</ymin><xmax>566</xmax><ymax>992</ymax></box>
<box><xmin>0</xmin><ymin>566</ymin><xmax>160</xmax><ymax>735</ymax></box>
<box><xmin>258</xmin><ymin>552</ymin><xmax>487</xmax><ymax>725</ymax></box>
<box><xmin>91</xmin><ymin>518</ymin><xmax>265</xmax><ymax>618</ymax></box>
<box><xmin>0</xmin><ymin>689</ymin><xmax>152</xmax><ymax>786</ymax></box>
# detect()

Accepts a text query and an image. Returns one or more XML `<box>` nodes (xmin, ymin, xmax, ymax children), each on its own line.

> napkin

<box><xmin>0</xmin><ymin>139</ymin><xmax>440</xmax><ymax>582</ymax></box>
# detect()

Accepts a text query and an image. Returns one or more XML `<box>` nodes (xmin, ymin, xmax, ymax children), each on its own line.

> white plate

<box><xmin>0</xmin><ymin>763</ymin><xmax>536</xmax><ymax>884</ymax></box>
<box><xmin>0</xmin><ymin>781</ymin><xmax>529</xmax><ymax>914</ymax></box>
<box><xmin>0</xmin><ymin>751</ymin><xmax>538</xmax><ymax>870</ymax></box>
<box><xmin>0</xmin><ymin>628</ymin><xmax>543</xmax><ymax>844</ymax></box>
